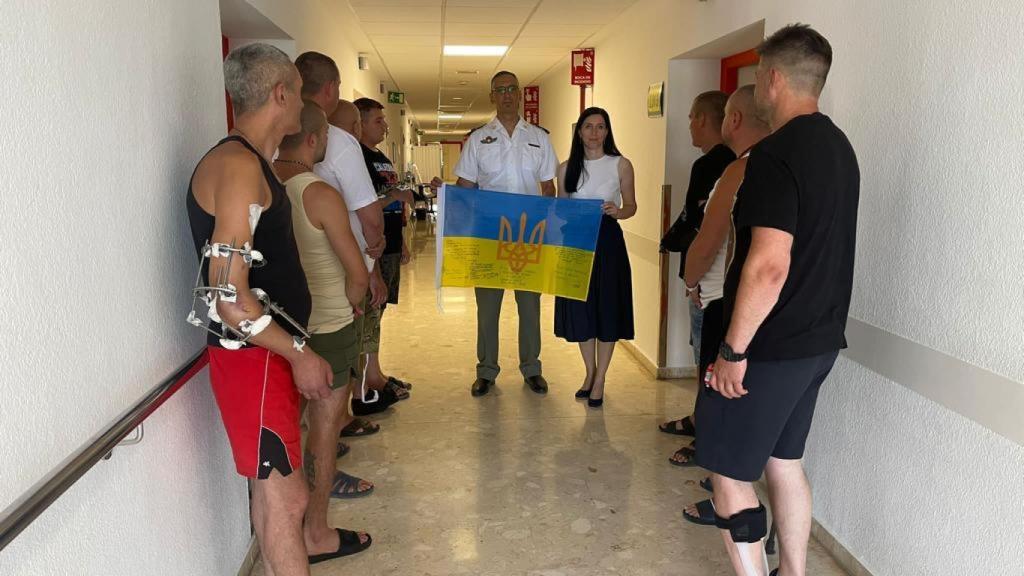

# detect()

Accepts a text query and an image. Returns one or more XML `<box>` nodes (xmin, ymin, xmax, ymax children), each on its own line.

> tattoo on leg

<box><xmin>303</xmin><ymin>450</ymin><xmax>316</xmax><ymax>490</ymax></box>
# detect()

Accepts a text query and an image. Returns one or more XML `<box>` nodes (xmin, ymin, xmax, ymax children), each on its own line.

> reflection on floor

<box><xmin>253</xmin><ymin>217</ymin><xmax>846</xmax><ymax>575</ymax></box>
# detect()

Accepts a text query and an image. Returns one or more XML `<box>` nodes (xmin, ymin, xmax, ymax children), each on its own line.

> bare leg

<box><xmin>364</xmin><ymin>353</ymin><xmax>387</xmax><ymax>390</ymax></box>
<box><xmin>589</xmin><ymin>341</ymin><xmax>616</xmax><ymax>400</ymax></box>
<box><xmin>251</xmin><ymin>469</ymin><xmax>311</xmax><ymax>576</ymax></box>
<box><xmin>303</xmin><ymin>383</ymin><xmax>370</xmax><ymax>555</ymax></box>
<box><xmin>577</xmin><ymin>340</ymin><xmax>596</xmax><ymax>391</ymax></box>
<box><xmin>765</xmin><ymin>457</ymin><xmax>812</xmax><ymax>576</ymax></box>
<box><xmin>712</xmin><ymin>474</ymin><xmax>769</xmax><ymax>576</ymax></box>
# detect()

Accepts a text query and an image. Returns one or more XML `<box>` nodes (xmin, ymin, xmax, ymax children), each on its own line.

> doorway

<box><xmin>659</xmin><ymin>20</ymin><xmax>765</xmax><ymax>375</ymax></box>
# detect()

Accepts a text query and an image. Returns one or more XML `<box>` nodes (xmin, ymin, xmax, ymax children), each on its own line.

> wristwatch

<box><xmin>719</xmin><ymin>341</ymin><xmax>748</xmax><ymax>362</ymax></box>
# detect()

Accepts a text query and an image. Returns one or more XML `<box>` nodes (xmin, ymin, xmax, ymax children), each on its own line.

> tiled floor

<box><xmin>252</xmin><ymin>219</ymin><xmax>846</xmax><ymax>576</ymax></box>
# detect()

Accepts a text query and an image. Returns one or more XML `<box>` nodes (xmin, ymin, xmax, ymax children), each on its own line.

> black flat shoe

<box><xmin>574</xmin><ymin>388</ymin><xmax>591</xmax><ymax>399</ymax></box>
<box><xmin>525</xmin><ymin>375</ymin><xmax>548</xmax><ymax>394</ymax></box>
<box><xmin>471</xmin><ymin>378</ymin><xmax>494</xmax><ymax>397</ymax></box>
<box><xmin>587</xmin><ymin>396</ymin><xmax>603</xmax><ymax>408</ymax></box>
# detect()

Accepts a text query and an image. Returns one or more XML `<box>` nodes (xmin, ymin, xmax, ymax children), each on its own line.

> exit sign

<box><xmin>387</xmin><ymin>91</ymin><xmax>405</xmax><ymax>104</ymax></box>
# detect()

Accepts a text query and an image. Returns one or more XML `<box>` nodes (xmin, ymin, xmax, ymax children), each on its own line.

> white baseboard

<box><xmin>238</xmin><ymin>536</ymin><xmax>259</xmax><ymax>576</ymax></box>
<box><xmin>812</xmin><ymin>520</ymin><xmax>873</xmax><ymax>576</ymax></box>
<box><xmin>619</xmin><ymin>340</ymin><xmax>696</xmax><ymax>380</ymax></box>
<box><xmin>657</xmin><ymin>365</ymin><xmax>697</xmax><ymax>379</ymax></box>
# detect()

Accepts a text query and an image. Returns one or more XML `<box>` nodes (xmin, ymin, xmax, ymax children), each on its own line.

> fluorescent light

<box><xmin>444</xmin><ymin>45</ymin><xmax>507</xmax><ymax>57</ymax></box>
<box><xmin>438</xmin><ymin>113</ymin><xmax>463</xmax><ymax>121</ymax></box>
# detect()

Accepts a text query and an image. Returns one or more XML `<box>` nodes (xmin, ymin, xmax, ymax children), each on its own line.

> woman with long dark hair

<box><xmin>554</xmin><ymin>107</ymin><xmax>637</xmax><ymax>407</ymax></box>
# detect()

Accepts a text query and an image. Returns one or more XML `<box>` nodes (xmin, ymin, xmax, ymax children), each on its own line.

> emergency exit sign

<box><xmin>387</xmin><ymin>91</ymin><xmax>405</xmax><ymax>104</ymax></box>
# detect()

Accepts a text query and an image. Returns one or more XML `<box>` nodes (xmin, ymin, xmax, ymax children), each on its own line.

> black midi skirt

<box><xmin>554</xmin><ymin>215</ymin><xmax>635</xmax><ymax>343</ymax></box>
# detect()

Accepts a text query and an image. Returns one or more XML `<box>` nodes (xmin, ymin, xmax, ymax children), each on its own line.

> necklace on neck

<box><xmin>231</xmin><ymin>128</ymin><xmax>272</xmax><ymax>163</ymax></box>
<box><xmin>274</xmin><ymin>158</ymin><xmax>313</xmax><ymax>172</ymax></box>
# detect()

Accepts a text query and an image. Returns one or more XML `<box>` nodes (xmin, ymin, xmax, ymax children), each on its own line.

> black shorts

<box><xmin>695</xmin><ymin>350</ymin><xmax>839</xmax><ymax>482</ymax></box>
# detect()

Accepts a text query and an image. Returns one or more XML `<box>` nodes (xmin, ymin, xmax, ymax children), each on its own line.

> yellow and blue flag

<box><xmin>437</xmin><ymin>185</ymin><xmax>604</xmax><ymax>301</ymax></box>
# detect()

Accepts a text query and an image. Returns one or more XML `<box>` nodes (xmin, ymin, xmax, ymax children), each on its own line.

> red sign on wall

<box><xmin>571</xmin><ymin>48</ymin><xmax>595</xmax><ymax>86</ymax></box>
<box><xmin>523</xmin><ymin>85</ymin><xmax>540</xmax><ymax>125</ymax></box>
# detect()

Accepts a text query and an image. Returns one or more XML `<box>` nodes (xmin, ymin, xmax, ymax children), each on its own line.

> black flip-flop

<box><xmin>330</xmin><ymin>471</ymin><xmax>374</xmax><ymax>499</ymax></box>
<box><xmin>659</xmin><ymin>416</ymin><xmax>696</xmax><ymax>437</ymax></box>
<box><xmin>340</xmin><ymin>418</ymin><xmax>380</xmax><ymax>438</ymax></box>
<box><xmin>336</xmin><ymin>442</ymin><xmax>350</xmax><ymax>458</ymax></box>
<box><xmin>388</xmin><ymin>376</ymin><xmax>412</xmax><ymax>390</ymax></box>
<box><xmin>682</xmin><ymin>499</ymin><xmax>717</xmax><ymax>526</ymax></box>
<box><xmin>308</xmin><ymin>528</ymin><xmax>373</xmax><ymax>564</ymax></box>
<box><xmin>669</xmin><ymin>443</ymin><xmax>698</xmax><ymax>467</ymax></box>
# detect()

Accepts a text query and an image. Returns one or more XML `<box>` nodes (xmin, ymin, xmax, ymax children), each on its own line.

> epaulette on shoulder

<box><xmin>467</xmin><ymin>125</ymin><xmax>485</xmax><ymax>136</ymax></box>
<box><xmin>537</xmin><ymin>125</ymin><xmax>550</xmax><ymax>134</ymax></box>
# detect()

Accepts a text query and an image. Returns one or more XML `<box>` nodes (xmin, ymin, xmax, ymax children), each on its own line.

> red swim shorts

<box><xmin>207</xmin><ymin>345</ymin><xmax>301</xmax><ymax>479</ymax></box>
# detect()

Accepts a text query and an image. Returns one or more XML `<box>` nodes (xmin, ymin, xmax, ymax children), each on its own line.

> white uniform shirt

<box><xmin>314</xmin><ymin>124</ymin><xmax>379</xmax><ymax>270</ymax></box>
<box><xmin>455</xmin><ymin>117</ymin><xmax>557</xmax><ymax>195</ymax></box>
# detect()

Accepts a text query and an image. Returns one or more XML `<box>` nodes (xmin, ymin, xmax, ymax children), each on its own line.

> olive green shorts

<box><xmin>307</xmin><ymin>322</ymin><xmax>359</xmax><ymax>390</ymax></box>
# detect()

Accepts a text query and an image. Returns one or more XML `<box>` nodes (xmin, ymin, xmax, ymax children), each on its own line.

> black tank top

<box><xmin>186</xmin><ymin>135</ymin><xmax>311</xmax><ymax>346</ymax></box>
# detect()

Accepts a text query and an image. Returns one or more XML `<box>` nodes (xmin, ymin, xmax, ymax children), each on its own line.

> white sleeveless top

<box><xmin>699</xmin><ymin>152</ymin><xmax>747</xmax><ymax>306</ymax></box>
<box><xmin>571</xmin><ymin>155</ymin><xmax>621</xmax><ymax>204</ymax></box>
<box><xmin>284</xmin><ymin>172</ymin><xmax>355</xmax><ymax>334</ymax></box>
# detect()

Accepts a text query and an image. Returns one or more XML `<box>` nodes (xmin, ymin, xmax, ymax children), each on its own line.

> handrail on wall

<box><xmin>0</xmin><ymin>349</ymin><xmax>209</xmax><ymax>552</ymax></box>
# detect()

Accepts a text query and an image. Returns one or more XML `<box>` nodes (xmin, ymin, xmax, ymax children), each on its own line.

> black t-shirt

<box><xmin>662</xmin><ymin>143</ymin><xmax>735</xmax><ymax>278</ymax></box>
<box><xmin>361</xmin><ymin>144</ymin><xmax>404</xmax><ymax>255</ymax></box>
<box><xmin>723</xmin><ymin>113</ymin><xmax>859</xmax><ymax>360</ymax></box>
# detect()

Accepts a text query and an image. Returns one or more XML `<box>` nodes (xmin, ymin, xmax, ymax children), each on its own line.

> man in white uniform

<box><xmin>454</xmin><ymin>71</ymin><xmax>558</xmax><ymax>397</ymax></box>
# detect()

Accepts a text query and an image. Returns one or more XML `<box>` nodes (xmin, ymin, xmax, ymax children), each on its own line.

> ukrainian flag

<box><xmin>437</xmin><ymin>185</ymin><xmax>604</xmax><ymax>301</ymax></box>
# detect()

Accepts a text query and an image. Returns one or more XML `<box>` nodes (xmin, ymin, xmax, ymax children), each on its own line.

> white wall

<box><xmin>537</xmin><ymin>0</ymin><xmax>1024</xmax><ymax>573</ymax></box>
<box><xmin>0</xmin><ymin>1</ymin><xmax>250</xmax><ymax>575</ymax></box>
<box><xmin>242</xmin><ymin>0</ymin><xmax>408</xmax><ymax>171</ymax></box>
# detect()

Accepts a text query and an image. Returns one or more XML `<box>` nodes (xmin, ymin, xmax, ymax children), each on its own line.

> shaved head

<box><xmin>691</xmin><ymin>90</ymin><xmax>728</xmax><ymax>128</ymax></box>
<box><xmin>279</xmin><ymin>100</ymin><xmax>327</xmax><ymax>151</ymax></box>
<box><xmin>725</xmin><ymin>85</ymin><xmax>767</xmax><ymax>130</ymax></box>
<box><xmin>328</xmin><ymin>99</ymin><xmax>361</xmax><ymax>139</ymax></box>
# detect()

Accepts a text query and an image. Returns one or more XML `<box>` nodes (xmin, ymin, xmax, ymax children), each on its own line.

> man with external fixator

<box><xmin>185</xmin><ymin>43</ymin><xmax>333</xmax><ymax>576</ymax></box>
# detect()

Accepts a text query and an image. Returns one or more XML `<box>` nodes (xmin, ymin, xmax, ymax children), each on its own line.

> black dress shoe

<box><xmin>587</xmin><ymin>395</ymin><xmax>603</xmax><ymax>408</ymax></box>
<box><xmin>471</xmin><ymin>378</ymin><xmax>493</xmax><ymax>397</ymax></box>
<box><xmin>574</xmin><ymin>388</ymin><xmax>591</xmax><ymax>399</ymax></box>
<box><xmin>525</xmin><ymin>375</ymin><xmax>548</xmax><ymax>394</ymax></box>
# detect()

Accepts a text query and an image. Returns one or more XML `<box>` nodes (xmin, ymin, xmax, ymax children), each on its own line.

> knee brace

<box><xmin>716</xmin><ymin>503</ymin><xmax>769</xmax><ymax>576</ymax></box>
<box><xmin>715</xmin><ymin>503</ymin><xmax>768</xmax><ymax>543</ymax></box>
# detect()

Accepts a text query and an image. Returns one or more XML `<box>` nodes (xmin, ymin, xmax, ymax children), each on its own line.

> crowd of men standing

<box><xmin>185</xmin><ymin>21</ymin><xmax>858</xmax><ymax>576</ymax></box>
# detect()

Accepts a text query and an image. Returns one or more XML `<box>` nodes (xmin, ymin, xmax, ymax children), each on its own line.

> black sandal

<box><xmin>700</xmin><ymin>476</ymin><xmax>713</xmax><ymax>493</ymax></box>
<box><xmin>385</xmin><ymin>378</ymin><xmax>410</xmax><ymax>400</ymax></box>
<box><xmin>682</xmin><ymin>499</ymin><xmax>717</xmax><ymax>526</ymax></box>
<box><xmin>388</xmin><ymin>376</ymin><xmax>412</xmax><ymax>391</ymax></box>
<box><xmin>659</xmin><ymin>415</ymin><xmax>696</xmax><ymax>437</ymax></box>
<box><xmin>308</xmin><ymin>528</ymin><xmax>372</xmax><ymax>564</ymax></box>
<box><xmin>669</xmin><ymin>442</ymin><xmax>698</xmax><ymax>467</ymax></box>
<box><xmin>340</xmin><ymin>418</ymin><xmax>380</xmax><ymax>438</ymax></box>
<box><xmin>330</xmin><ymin>471</ymin><xmax>374</xmax><ymax>499</ymax></box>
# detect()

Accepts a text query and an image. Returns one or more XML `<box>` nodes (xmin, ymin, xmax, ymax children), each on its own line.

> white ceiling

<box><xmin>340</xmin><ymin>0</ymin><xmax>640</xmax><ymax>135</ymax></box>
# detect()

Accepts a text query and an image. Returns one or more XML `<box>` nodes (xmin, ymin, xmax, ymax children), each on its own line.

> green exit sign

<box><xmin>387</xmin><ymin>91</ymin><xmax>405</xmax><ymax>104</ymax></box>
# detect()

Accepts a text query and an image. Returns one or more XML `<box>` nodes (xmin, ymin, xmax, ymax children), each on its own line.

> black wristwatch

<box><xmin>719</xmin><ymin>341</ymin><xmax>748</xmax><ymax>362</ymax></box>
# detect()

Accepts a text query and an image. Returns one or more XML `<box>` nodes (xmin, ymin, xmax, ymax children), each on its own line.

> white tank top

<box><xmin>572</xmin><ymin>155</ymin><xmax>621</xmax><ymax>204</ymax></box>
<box><xmin>284</xmin><ymin>173</ymin><xmax>355</xmax><ymax>334</ymax></box>
<box><xmin>700</xmin><ymin>152</ymin><xmax>747</xmax><ymax>306</ymax></box>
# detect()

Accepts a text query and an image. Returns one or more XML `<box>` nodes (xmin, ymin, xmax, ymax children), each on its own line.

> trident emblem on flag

<box><xmin>497</xmin><ymin>212</ymin><xmax>546</xmax><ymax>272</ymax></box>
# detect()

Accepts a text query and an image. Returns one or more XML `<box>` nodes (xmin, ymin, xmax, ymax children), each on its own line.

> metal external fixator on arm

<box><xmin>186</xmin><ymin>241</ymin><xmax>309</xmax><ymax>351</ymax></box>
